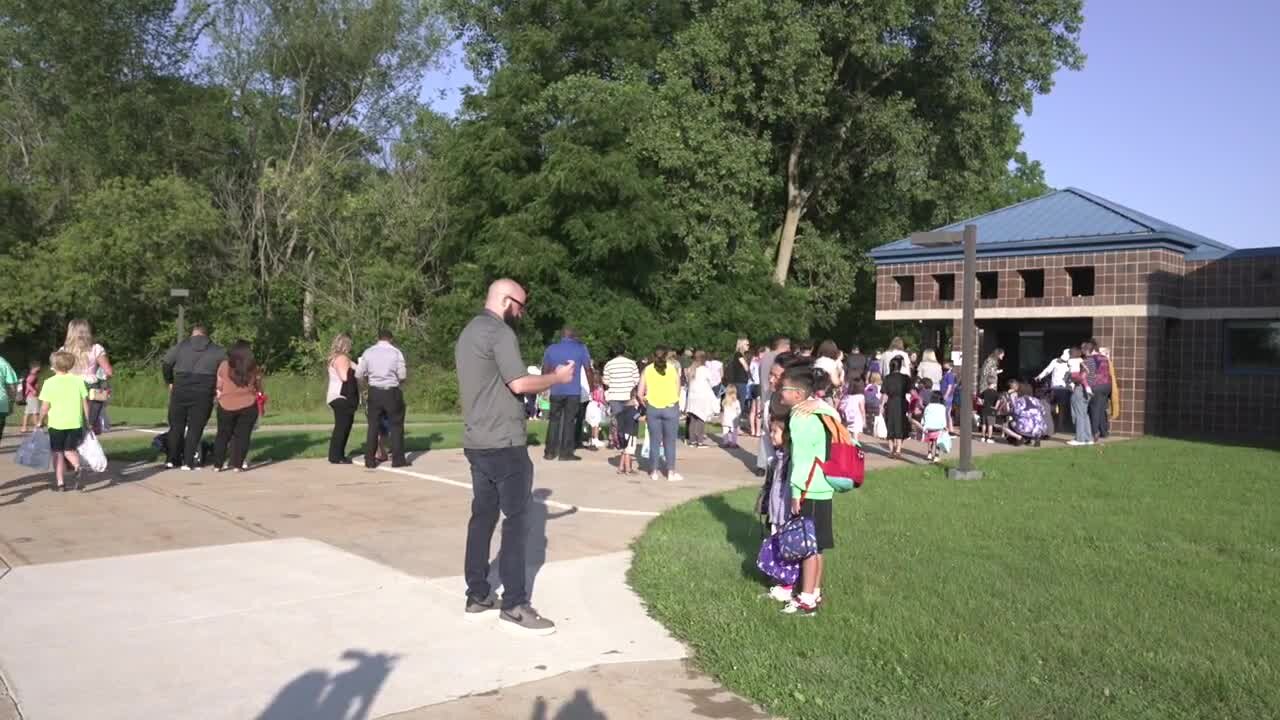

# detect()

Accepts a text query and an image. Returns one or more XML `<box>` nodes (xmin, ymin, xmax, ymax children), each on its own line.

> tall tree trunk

<box><xmin>302</xmin><ymin>248</ymin><xmax>316</xmax><ymax>339</ymax></box>
<box><xmin>772</xmin><ymin>134</ymin><xmax>809</xmax><ymax>286</ymax></box>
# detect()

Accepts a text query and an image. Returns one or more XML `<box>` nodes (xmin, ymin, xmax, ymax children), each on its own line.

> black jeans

<box><xmin>88</xmin><ymin>400</ymin><xmax>106</xmax><ymax>434</ymax></box>
<box><xmin>1051</xmin><ymin>387</ymin><xmax>1072</xmax><ymax>434</ymax></box>
<box><xmin>366</xmin><ymin>386</ymin><xmax>406</xmax><ymax>467</ymax></box>
<box><xmin>212</xmin><ymin>404</ymin><xmax>258</xmax><ymax>469</ymax></box>
<box><xmin>463</xmin><ymin>446</ymin><xmax>534</xmax><ymax>610</ymax></box>
<box><xmin>0</xmin><ymin>413</ymin><xmax>6</xmax><ymax>445</ymax></box>
<box><xmin>543</xmin><ymin>395</ymin><xmax>580</xmax><ymax>459</ymax></box>
<box><xmin>329</xmin><ymin>398</ymin><xmax>356</xmax><ymax>462</ymax></box>
<box><xmin>167</xmin><ymin>390</ymin><xmax>214</xmax><ymax>467</ymax></box>
<box><xmin>1089</xmin><ymin>384</ymin><xmax>1112</xmax><ymax>439</ymax></box>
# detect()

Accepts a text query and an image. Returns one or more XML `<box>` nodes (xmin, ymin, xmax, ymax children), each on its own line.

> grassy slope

<box><xmin>629</xmin><ymin>438</ymin><xmax>1280</xmax><ymax>720</ymax></box>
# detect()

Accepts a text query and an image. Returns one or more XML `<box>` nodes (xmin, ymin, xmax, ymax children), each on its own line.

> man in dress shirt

<box><xmin>356</xmin><ymin>329</ymin><xmax>408</xmax><ymax>468</ymax></box>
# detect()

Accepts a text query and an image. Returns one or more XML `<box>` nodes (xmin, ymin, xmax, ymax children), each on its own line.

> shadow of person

<box><xmin>708</xmin><ymin>431</ymin><xmax>760</xmax><ymax>474</ymax></box>
<box><xmin>530</xmin><ymin>690</ymin><xmax>608</xmax><ymax>720</ymax></box>
<box><xmin>256</xmin><ymin>649</ymin><xmax>399</xmax><ymax>720</ymax></box>
<box><xmin>487</xmin><ymin>488</ymin><xmax>577</xmax><ymax>602</ymax></box>
<box><xmin>698</xmin><ymin>494</ymin><xmax>763</xmax><ymax>580</ymax></box>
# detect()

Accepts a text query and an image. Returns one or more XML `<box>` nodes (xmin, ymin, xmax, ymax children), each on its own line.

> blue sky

<box><xmin>419</xmin><ymin>1</ymin><xmax>1279</xmax><ymax>249</ymax></box>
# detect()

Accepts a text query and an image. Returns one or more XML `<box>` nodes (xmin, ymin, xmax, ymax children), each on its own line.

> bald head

<box><xmin>485</xmin><ymin>279</ymin><xmax>527</xmax><ymax>321</ymax></box>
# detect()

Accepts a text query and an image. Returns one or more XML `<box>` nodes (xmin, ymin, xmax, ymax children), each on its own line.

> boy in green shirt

<box><xmin>38</xmin><ymin>351</ymin><xmax>89</xmax><ymax>492</ymax></box>
<box><xmin>777</xmin><ymin>364</ymin><xmax>840</xmax><ymax>616</ymax></box>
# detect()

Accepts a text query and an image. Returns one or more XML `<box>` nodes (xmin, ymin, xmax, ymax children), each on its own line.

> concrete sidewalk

<box><xmin>0</xmin><ymin>427</ymin><xmax>1081</xmax><ymax>719</ymax></box>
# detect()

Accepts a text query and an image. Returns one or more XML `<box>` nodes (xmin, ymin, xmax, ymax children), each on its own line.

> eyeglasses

<box><xmin>504</xmin><ymin>295</ymin><xmax>526</xmax><ymax>310</ymax></box>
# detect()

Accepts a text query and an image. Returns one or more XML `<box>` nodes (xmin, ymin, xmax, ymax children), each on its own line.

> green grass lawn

<box><xmin>103</xmin><ymin>406</ymin><xmax>463</xmax><ymax>428</ymax></box>
<box><xmin>99</xmin><ymin>420</ymin><xmax>549</xmax><ymax>463</ymax></box>
<box><xmin>629</xmin><ymin>438</ymin><xmax>1280</xmax><ymax>720</ymax></box>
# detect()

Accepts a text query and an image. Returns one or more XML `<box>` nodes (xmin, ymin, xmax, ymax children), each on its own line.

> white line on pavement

<box><xmin>376</xmin><ymin>465</ymin><xmax>660</xmax><ymax>518</ymax></box>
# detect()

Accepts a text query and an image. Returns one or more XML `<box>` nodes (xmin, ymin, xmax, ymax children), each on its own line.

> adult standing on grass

<box><xmin>59</xmin><ymin>319</ymin><xmax>114</xmax><ymax>434</ymax></box>
<box><xmin>356</xmin><ymin>330</ymin><xmax>408</xmax><ymax>469</ymax></box>
<box><xmin>455</xmin><ymin>279</ymin><xmax>576</xmax><ymax>636</ymax></box>
<box><xmin>163</xmin><ymin>324</ymin><xmax>226</xmax><ymax>470</ymax></box>
<box><xmin>326</xmin><ymin>333</ymin><xmax>359</xmax><ymax>464</ymax></box>
<box><xmin>541</xmin><ymin>327</ymin><xmax>594</xmax><ymax>462</ymax></box>
<box><xmin>211</xmin><ymin>340</ymin><xmax>264</xmax><ymax>472</ymax></box>
<box><xmin>0</xmin><ymin>352</ymin><xmax>19</xmax><ymax>443</ymax></box>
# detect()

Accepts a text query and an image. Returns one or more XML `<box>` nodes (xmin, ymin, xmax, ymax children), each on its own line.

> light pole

<box><xmin>910</xmin><ymin>224</ymin><xmax>983</xmax><ymax>480</ymax></box>
<box><xmin>170</xmin><ymin>288</ymin><xmax>189</xmax><ymax>343</ymax></box>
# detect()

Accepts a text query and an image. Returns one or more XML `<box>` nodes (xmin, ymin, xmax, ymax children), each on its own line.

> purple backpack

<box><xmin>756</xmin><ymin>534</ymin><xmax>800</xmax><ymax>586</ymax></box>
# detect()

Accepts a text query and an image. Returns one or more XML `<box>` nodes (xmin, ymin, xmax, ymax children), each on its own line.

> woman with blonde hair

<box><xmin>879</xmin><ymin>336</ymin><xmax>911</xmax><ymax>378</ymax></box>
<box><xmin>58</xmin><ymin>319</ymin><xmax>114</xmax><ymax>434</ymax></box>
<box><xmin>325</xmin><ymin>333</ymin><xmax>358</xmax><ymax>464</ymax></box>
<box><xmin>917</xmin><ymin>348</ymin><xmax>943</xmax><ymax>386</ymax></box>
<box><xmin>684</xmin><ymin>350</ymin><xmax>719</xmax><ymax>447</ymax></box>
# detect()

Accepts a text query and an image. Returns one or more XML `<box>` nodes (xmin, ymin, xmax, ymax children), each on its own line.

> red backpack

<box><xmin>804</xmin><ymin>413</ymin><xmax>866</xmax><ymax>493</ymax></box>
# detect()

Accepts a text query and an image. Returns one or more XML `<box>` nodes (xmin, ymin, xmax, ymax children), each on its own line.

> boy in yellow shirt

<box><xmin>38</xmin><ymin>351</ymin><xmax>89</xmax><ymax>492</ymax></box>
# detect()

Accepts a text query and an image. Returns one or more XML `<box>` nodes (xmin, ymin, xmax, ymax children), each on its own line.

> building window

<box><xmin>1225</xmin><ymin>320</ymin><xmax>1280</xmax><ymax>373</ymax></box>
<box><xmin>1019</xmin><ymin>269</ymin><xmax>1045</xmax><ymax>298</ymax></box>
<box><xmin>894</xmin><ymin>275</ymin><xmax>915</xmax><ymax>302</ymax></box>
<box><xmin>977</xmin><ymin>271</ymin><xmax>998</xmax><ymax>300</ymax></box>
<box><xmin>1067</xmin><ymin>266</ymin><xmax>1095</xmax><ymax>297</ymax></box>
<box><xmin>934</xmin><ymin>273</ymin><xmax>955</xmax><ymax>301</ymax></box>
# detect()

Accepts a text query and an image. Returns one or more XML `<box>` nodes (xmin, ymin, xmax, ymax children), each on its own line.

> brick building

<box><xmin>869</xmin><ymin>187</ymin><xmax>1280</xmax><ymax>438</ymax></box>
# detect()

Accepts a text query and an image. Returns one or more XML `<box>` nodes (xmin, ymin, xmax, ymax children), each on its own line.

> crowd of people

<box><xmin>2</xmin><ymin>281</ymin><xmax>1121</xmax><ymax>624</ymax></box>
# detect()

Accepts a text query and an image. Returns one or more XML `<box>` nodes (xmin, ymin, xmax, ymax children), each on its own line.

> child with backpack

<box><xmin>840</xmin><ymin>379</ymin><xmax>866</xmax><ymax>442</ymax></box>
<box><xmin>774</xmin><ymin>365</ymin><xmax>842</xmax><ymax>616</ymax></box>
<box><xmin>759</xmin><ymin>410</ymin><xmax>794</xmax><ymax>603</ymax></box>
<box><xmin>20</xmin><ymin>358</ymin><xmax>42</xmax><ymax>433</ymax></box>
<box><xmin>922</xmin><ymin>391</ymin><xmax>948</xmax><ymax>462</ymax></box>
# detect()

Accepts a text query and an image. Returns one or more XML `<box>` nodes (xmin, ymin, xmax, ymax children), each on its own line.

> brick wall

<box><xmin>1163</xmin><ymin>319</ymin><xmax>1280</xmax><ymax>438</ymax></box>
<box><xmin>1182</xmin><ymin>257</ymin><xmax>1280</xmax><ymax>308</ymax></box>
<box><xmin>875</xmin><ymin>249</ymin><xmax>1188</xmax><ymax>314</ymax></box>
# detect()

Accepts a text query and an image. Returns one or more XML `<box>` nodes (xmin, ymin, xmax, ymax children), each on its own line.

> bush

<box><xmin>107</xmin><ymin>363</ymin><xmax>462</xmax><ymax>413</ymax></box>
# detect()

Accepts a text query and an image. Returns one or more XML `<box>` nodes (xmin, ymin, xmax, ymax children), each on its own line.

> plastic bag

<box><xmin>873</xmin><ymin>415</ymin><xmax>888</xmax><ymax>439</ymax></box>
<box><xmin>78</xmin><ymin>431</ymin><xmax>108</xmax><ymax>472</ymax></box>
<box><xmin>15</xmin><ymin>429</ymin><xmax>51</xmax><ymax>470</ymax></box>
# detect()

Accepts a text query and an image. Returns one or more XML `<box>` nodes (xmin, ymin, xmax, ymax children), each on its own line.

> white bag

<box><xmin>77</xmin><ymin>430</ymin><xmax>109</xmax><ymax>472</ymax></box>
<box><xmin>584</xmin><ymin>400</ymin><xmax>604</xmax><ymax>427</ymax></box>
<box><xmin>873</xmin><ymin>415</ymin><xmax>888</xmax><ymax>440</ymax></box>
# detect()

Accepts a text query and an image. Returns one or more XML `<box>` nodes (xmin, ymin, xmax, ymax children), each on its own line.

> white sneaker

<box><xmin>165</xmin><ymin>462</ymin><xmax>175</xmax><ymax>469</ymax></box>
<box><xmin>650</xmin><ymin>472</ymin><xmax>661</xmax><ymax>482</ymax></box>
<box><xmin>667</xmin><ymin>472</ymin><xmax>684</xmax><ymax>482</ymax></box>
<box><xmin>1067</xmin><ymin>440</ymin><xmax>1085</xmax><ymax>446</ymax></box>
<box><xmin>180</xmin><ymin>465</ymin><xmax>193</xmax><ymax>471</ymax></box>
<box><xmin>768</xmin><ymin>585</ymin><xmax>794</xmax><ymax>603</ymax></box>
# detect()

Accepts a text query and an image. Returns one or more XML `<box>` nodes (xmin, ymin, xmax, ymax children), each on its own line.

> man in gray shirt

<box><xmin>455</xmin><ymin>279</ymin><xmax>574</xmax><ymax>636</ymax></box>
<box><xmin>356</xmin><ymin>329</ymin><xmax>408</xmax><ymax>468</ymax></box>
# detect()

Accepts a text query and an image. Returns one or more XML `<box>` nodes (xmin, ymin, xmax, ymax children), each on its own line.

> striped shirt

<box><xmin>602</xmin><ymin>355</ymin><xmax>640</xmax><ymax>402</ymax></box>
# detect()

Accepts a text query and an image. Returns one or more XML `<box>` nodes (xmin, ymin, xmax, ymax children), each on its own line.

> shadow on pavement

<box><xmin>487</xmin><ymin>488</ymin><xmax>578</xmax><ymax>603</ymax></box>
<box><xmin>530</xmin><ymin>690</ymin><xmax>607</xmax><ymax>719</ymax></box>
<box><xmin>257</xmin><ymin>650</ymin><xmax>398</xmax><ymax>720</ymax></box>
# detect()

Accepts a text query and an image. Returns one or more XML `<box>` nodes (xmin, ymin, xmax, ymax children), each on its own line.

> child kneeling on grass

<box><xmin>775</xmin><ymin>364</ymin><xmax>840</xmax><ymax>616</ymax></box>
<box><xmin>39</xmin><ymin>351</ymin><xmax>89</xmax><ymax>492</ymax></box>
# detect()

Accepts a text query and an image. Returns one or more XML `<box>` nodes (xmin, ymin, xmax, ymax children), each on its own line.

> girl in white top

<box><xmin>720</xmin><ymin>385</ymin><xmax>742</xmax><ymax>448</ymax></box>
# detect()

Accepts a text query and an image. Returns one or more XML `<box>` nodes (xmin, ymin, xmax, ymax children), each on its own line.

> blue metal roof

<box><xmin>870</xmin><ymin>187</ymin><xmax>1237</xmax><ymax>264</ymax></box>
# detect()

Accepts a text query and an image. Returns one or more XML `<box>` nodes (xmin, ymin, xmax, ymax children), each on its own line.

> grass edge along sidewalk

<box><xmin>629</xmin><ymin>437</ymin><xmax>1280</xmax><ymax>720</ymax></box>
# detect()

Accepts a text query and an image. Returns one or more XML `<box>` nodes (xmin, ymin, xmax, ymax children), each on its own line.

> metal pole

<box><xmin>177</xmin><ymin>304</ymin><xmax>185</xmax><ymax>343</ymax></box>
<box><xmin>950</xmin><ymin>224</ymin><xmax>983</xmax><ymax>480</ymax></box>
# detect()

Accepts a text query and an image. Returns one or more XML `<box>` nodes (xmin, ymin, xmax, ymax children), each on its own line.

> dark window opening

<box><xmin>977</xmin><ymin>271</ymin><xmax>998</xmax><ymax>300</ymax></box>
<box><xmin>894</xmin><ymin>275</ymin><xmax>915</xmax><ymax>302</ymax></box>
<box><xmin>934</xmin><ymin>273</ymin><xmax>955</xmax><ymax>301</ymax></box>
<box><xmin>1019</xmin><ymin>269</ymin><xmax>1045</xmax><ymax>298</ymax></box>
<box><xmin>1225</xmin><ymin>321</ymin><xmax>1280</xmax><ymax>373</ymax></box>
<box><xmin>1067</xmin><ymin>266</ymin><xmax>1095</xmax><ymax>297</ymax></box>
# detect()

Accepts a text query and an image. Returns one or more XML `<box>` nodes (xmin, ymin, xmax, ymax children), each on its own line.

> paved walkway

<box><xmin>0</xmin><ymin>427</ymin><xmax>1075</xmax><ymax>720</ymax></box>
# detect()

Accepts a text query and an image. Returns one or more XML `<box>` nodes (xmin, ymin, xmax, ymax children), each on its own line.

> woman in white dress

<box><xmin>684</xmin><ymin>351</ymin><xmax>719</xmax><ymax>448</ymax></box>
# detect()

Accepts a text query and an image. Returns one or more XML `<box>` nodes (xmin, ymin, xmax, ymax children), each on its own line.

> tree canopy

<box><xmin>0</xmin><ymin>0</ymin><xmax>1080</xmax><ymax>367</ymax></box>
